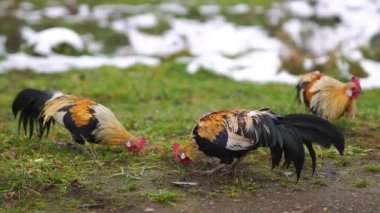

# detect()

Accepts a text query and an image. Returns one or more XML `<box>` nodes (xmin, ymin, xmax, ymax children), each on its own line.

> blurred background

<box><xmin>1</xmin><ymin>0</ymin><xmax>380</xmax><ymax>86</ymax></box>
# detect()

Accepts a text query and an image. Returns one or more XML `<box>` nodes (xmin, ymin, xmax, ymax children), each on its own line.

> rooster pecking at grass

<box><xmin>12</xmin><ymin>88</ymin><xmax>145</xmax><ymax>154</ymax></box>
<box><xmin>173</xmin><ymin>109</ymin><xmax>345</xmax><ymax>181</ymax></box>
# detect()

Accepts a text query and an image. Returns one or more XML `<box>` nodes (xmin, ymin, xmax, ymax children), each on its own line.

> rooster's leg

<box><xmin>59</xmin><ymin>140</ymin><xmax>95</xmax><ymax>158</ymax></box>
<box><xmin>86</xmin><ymin>143</ymin><xmax>97</xmax><ymax>160</ymax></box>
<box><xmin>196</xmin><ymin>163</ymin><xmax>228</xmax><ymax>175</ymax></box>
<box><xmin>70</xmin><ymin>142</ymin><xmax>90</xmax><ymax>155</ymax></box>
<box><xmin>227</xmin><ymin>155</ymin><xmax>247</xmax><ymax>174</ymax></box>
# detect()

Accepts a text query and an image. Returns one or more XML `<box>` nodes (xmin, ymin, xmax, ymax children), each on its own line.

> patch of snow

<box><xmin>281</xmin><ymin>0</ymin><xmax>380</xmax><ymax>88</ymax></box>
<box><xmin>15</xmin><ymin>10</ymin><xmax>43</xmax><ymax>24</ymax></box>
<box><xmin>0</xmin><ymin>53</ymin><xmax>160</xmax><ymax>73</ymax></box>
<box><xmin>62</xmin><ymin>4</ymin><xmax>92</xmax><ymax>22</ymax></box>
<box><xmin>93</xmin><ymin>4</ymin><xmax>151</xmax><ymax>20</ymax></box>
<box><xmin>43</xmin><ymin>5</ymin><xmax>68</xmax><ymax>18</ymax></box>
<box><xmin>186</xmin><ymin>51</ymin><xmax>296</xmax><ymax>84</ymax></box>
<box><xmin>81</xmin><ymin>34</ymin><xmax>102</xmax><ymax>54</ymax></box>
<box><xmin>111</xmin><ymin>19</ymin><xmax>127</xmax><ymax>33</ymax></box>
<box><xmin>360</xmin><ymin>60</ymin><xmax>380</xmax><ymax>89</ymax></box>
<box><xmin>303</xmin><ymin>58</ymin><xmax>314</xmax><ymax>70</ymax></box>
<box><xmin>285</xmin><ymin>0</ymin><xmax>380</xmax><ymax>56</ymax></box>
<box><xmin>336</xmin><ymin>56</ymin><xmax>350</xmax><ymax>77</ymax></box>
<box><xmin>2</xmin><ymin>1</ymin><xmax>380</xmax><ymax>88</ymax></box>
<box><xmin>171</xmin><ymin>19</ymin><xmax>280</xmax><ymax>56</ymax></box>
<box><xmin>315</xmin><ymin>56</ymin><xmax>329</xmax><ymax>65</ymax></box>
<box><xmin>199</xmin><ymin>5</ymin><xmax>220</xmax><ymax>16</ymax></box>
<box><xmin>227</xmin><ymin>4</ymin><xmax>250</xmax><ymax>14</ymax></box>
<box><xmin>22</xmin><ymin>27</ymin><xmax>84</xmax><ymax>56</ymax></box>
<box><xmin>283</xmin><ymin>19</ymin><xmax>303</xmax><ymax>46</ymax></box>
<box><xmin>285</xmin><ymin>1</ymin><xmax>314</xmax><ymax>18</ymax></box>
<box><xmin>267</xmin><ymin>3</ymin><xmax>285</xmax><ymax>26</ymax></box>
<box><xmin>127</xmin><ymin>13</ymin><xmax>157</xmax><ymax>28</ymax></box>
<box><xmin>159</xmin><ymin>3</ymin><xmax>188</xmax><ymax>15</ymax></box>
<box><xmin>0</xmin><ymin>36</ymin><xmax>6</xmax><ymax>55</ymax></box>
<box><xmin>21</xmin><ymin>26</ymin><xmax>37</xmax><ymax>42</ymax></box>
<box><xmin>127</xmin><ymin>28</ymin><xmax>184</xmax><ymax>57</ymax></box>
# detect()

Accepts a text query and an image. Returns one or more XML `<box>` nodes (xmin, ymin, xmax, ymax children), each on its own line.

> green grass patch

<box><xmin>351</xmin><ymin>178</ymin><xmax>369</xmax><ymax>188</ymax></box>
<box><xmin>363</xmin><ymin>164</ymin><xmax>380</xmax><ymax>173</ymax></box>
<box><xmin>221</xmin><ymin>184</ymin><xmax>241</xmax><ymax>198</ymax></box>
<box><xmin>313</xmin><ymin>178</ymin><xmax>327</xmax><ymax>186</ymax></box>
<box><xmin>147</xmin><ymin>190</ymin><xmax>178</xmax><ymax>205</ymax></box>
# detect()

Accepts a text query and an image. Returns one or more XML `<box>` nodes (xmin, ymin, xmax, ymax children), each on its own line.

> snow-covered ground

<box><xmin>0</xmin><ymin>0</ymin><xmax>380</xmax><ymax>89</ymax></box>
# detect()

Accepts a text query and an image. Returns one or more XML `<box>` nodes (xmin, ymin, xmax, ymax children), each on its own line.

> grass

<box><xmin>363</xmin><ymin>164</ymin><xmax>380</xmax><ymax>173</ymax></box>
<box><xmin>352</xmin><ymin>178</ymin><xmax>369</xmax><ymax>188</ymax></box>
<box><xmin>221</xmin><ymin>183</ymin><xmax>241</xmax><ymax>198</ymax></box>
<box><xmin>147</xmin><ymin>190</ymin><xmax>178</xmax><ymax>205</ymax></box>
<box><xmin>313</xmin><ymin>178</ymin><xmax>327</xmax><ymax>186</ymax></box>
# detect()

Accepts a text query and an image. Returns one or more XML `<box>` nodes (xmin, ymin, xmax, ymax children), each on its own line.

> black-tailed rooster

<box><xmin>296</xmin><ymin>70</ymin><xmax>362</xmax><ymax>120</ymax></box>
<box><xmin>173</xmin><ymin>109</ymin><xmax>345</xmax><ymax>180</ymax></box>
<box><xmin>12</xmin><ymin>89</ymin><xmax>145</xmax><ymax>153</ymax></box>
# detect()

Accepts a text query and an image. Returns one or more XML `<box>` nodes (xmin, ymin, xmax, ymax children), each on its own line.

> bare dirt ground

<box><xmin>120</xmin><ymin>158</ymin><xmax>380</xmax><ymax>213</ymax></box>
<box><xmin>28</xmin><ymin>156</ymin><xmax>379</xmax><ymax>212</ymax></box>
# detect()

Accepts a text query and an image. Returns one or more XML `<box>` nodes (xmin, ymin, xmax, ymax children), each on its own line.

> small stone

<box><xmin>282</xmin><ymin>171</ymin><xmax>294</xmax><ymax>177</ymax></box>
<box><xmin>322</xmin><ymin>207</ymin><xmax>328</xmax><ymax>212</ymax></box>
<box><xmin>144</xmin><ymin>208</ymin><xmax>155</xmax><ymax>212</ymax></box>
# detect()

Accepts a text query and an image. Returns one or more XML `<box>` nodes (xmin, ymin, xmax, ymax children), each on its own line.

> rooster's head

<box><xmin>349</xmin><ymin>76</ymin><xmax>362</xmax><ymax>100</ymax></box>
<box><xmin>173</xmin><ymin>143</ymin><xmax>191</xmax><ymax>165</ymax></box>
<box><xmin>125</xmin><ymin>136</ymin><xmax>145</xmax><ymax>153</ymax></box>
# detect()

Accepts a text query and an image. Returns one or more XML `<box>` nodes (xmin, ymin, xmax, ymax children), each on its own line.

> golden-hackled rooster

<box><xmin>173</xmin><ymin>109</ymin><xmax>345</xmax><ymax>180</ymax></box>
<box><xmin>296</xmin><ymin>71</ymin><xmax>362</xmax><ymax>120</ymax></box>
<box><xmin>12</xmin><ymin>88</ymin><xmax>145</xmax><ymax>153</ymax></box>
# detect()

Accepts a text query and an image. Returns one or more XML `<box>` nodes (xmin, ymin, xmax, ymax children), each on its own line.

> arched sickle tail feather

<box><xmin>304</xmin><ymin>141</ymin><xmax>317</xmax><ymax>175</ymax></box>
<box><xmin>268</xmin><ymin>113</ymin><xmax>344</xmax><ymax>181</ymax></box>
<box><xmin>280</xmin><ymin>114</ymin><xmax>345</xmax><ymax>155</ymax></box>
<box><xmin>276</xmin><ymin>125</ymin><xmax>305</xmax><ymax>181</ymax></box>
<box><xmin>12</xmin><ymin>89</ymin><xmax>54</xmax><ymax>138</ymax></box>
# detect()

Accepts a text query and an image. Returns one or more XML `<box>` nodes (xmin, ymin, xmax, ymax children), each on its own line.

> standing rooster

<box><xmin>296</xmin><ymin>71</ymin><xmax>362</xmax><ymax>120</ymax></box>
<box><xmin>173</xmin><ymin>109</ymin><xmax>345</xmax><ymax>180</ymax></box>
<box><xmin>12</xmin><ymin>88</ymin><xmax>145</xmax><ymax>153</ymax></box>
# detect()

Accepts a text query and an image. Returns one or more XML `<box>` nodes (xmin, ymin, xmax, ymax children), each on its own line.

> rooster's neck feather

<box><xmin>91</xmin><ymin>104</ymin><xmax>135</xmax><ymax>145</ymax></box>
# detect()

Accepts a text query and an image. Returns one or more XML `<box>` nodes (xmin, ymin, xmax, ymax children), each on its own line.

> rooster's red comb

<box><xmin>173</xmin><ymin>143</ymin><xmax>180</xmax><ymax>154</ymax></box>
<box><xmin>137</xmin><ymin>136</ymin><xmax>145</xmax><ymax>143</ymax></box>
<box><xmin>351</xmin><ymin>76</ymin><xmax>361</xmax><ymax>89</ymax></box>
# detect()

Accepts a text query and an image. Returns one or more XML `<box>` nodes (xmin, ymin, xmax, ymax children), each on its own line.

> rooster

<box><xmin>12</xmin><ymin>88</ymin><xmax>145</xmax><ymax>153</ymax></box>
<box><xmin>173</xmin><ymin>109</ymin><xmax>344</xmax><ymax>180</ymax></box>
<box><xmin>296</xmin><ymin>71</ymin><xmax>362</xmax><ymax>120</ymax></box>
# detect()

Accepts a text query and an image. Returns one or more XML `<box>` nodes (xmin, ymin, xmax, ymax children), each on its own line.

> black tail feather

<box><xmin>267</xmin><ymin>113</ymin><xmax>345</xmax><ymax>180</ymax></box>
<box><xmin>304</xmin><ymin>141</ymin><xmax>317</xmax><ymax>175</ymax></box>
<box><xmin>12</xmin><ymin>89</ymin><xmax>54</xmax><ymax>138</ymax></box>
<box><xmin>277</xmin><ymin>125</ymin><xmax>305</xmax><ymax>181</ymax></box>
<box><xmin>280</xmin><ymin>114</ymin><xmax>345</xmax><ymax>155</ymax></box>
<box><xmin>270</xmin><ymin>144</ymin><xmax>283</xmax><ymax>169</ymax></box>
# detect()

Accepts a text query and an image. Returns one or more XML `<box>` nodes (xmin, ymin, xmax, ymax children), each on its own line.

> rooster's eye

<box><xmin>180</xmin><ymin>153</ymin><xmax>186</xmax><ymax>159</ymax></box>
<box><xmin>346</xmin><ymin>88</ymin><xmax>353</xmax><ymax>97</ymax></box>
